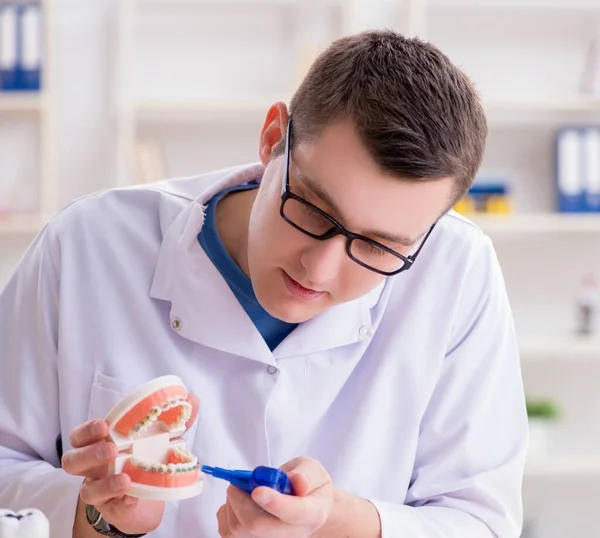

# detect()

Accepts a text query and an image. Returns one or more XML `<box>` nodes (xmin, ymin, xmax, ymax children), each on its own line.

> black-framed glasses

<box><xmin>279</xmin><ymin>119</ymin><xmax>436</xmax><ymax>276</ymax></box>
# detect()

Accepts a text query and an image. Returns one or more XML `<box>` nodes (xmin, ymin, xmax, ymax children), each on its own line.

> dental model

<box><xmin>0</xmin><ymin>509</ymin><xmax>49</xmax><ymax>538</ymax></box>
<box><xmin>106</xmin><ymin>375</ymin><xmax>204</xmax><ymax>500</ymax></box>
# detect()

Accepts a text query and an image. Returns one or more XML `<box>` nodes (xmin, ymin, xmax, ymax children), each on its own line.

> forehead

<box><xmin>289</xmin><ymin>121</ymin><xmax>454</xmax><ymax>239</ymax></box>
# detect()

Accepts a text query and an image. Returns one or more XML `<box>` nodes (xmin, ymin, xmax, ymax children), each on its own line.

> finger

<box><xmin>224</xmin><ymin>496</ymin><xmax>258</xmax><ymax>538</ymax></box>
<box><xmin>100</xmin><ymin>495</ymin><xmax>165</xmax><ymax>533</ymax></box>
<box><xmin>61</xmin><ymin>441</ymin><xmax>118</xmax><ymax>477</ymax></box>
<box><xmin>69</xmin><ymin>419</ymin><xmax>110</xmax><ymax>449</ymax></box>
<box><xmin>250</xmin><ymin>484</ymin><xmax>332</xmax><ymax>527</ymax></box>
<box><xmin>83</xmin><ymin>462</ymin><xmax>111</xmax><ymax>481</ymax></box>
<box><xmin>186</xmin><ymin>393</ymin><xmax>200</xmax><ymax>430</ymax></box>
<box><xmin>228</xmin><ymin>486</ymin><xmax>279</xmax><ymax>537</ymax></box>
<box><xmin>279</xmin><ymin>457</ymin><xmax>331</xmax><ymax>496</ymax></box>
<box><xmin>217</xmin><ymin>504</ymin><xmax>229</xmax><ymax>537</ymax></box>
<box><xmin>79</xmin><ymin>474</ymin><xmax>131</xmax><ymax>508</ymax></box>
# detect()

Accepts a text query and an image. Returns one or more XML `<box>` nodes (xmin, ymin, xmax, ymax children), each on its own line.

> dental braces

<box><xmin>130</xmin><ymin>452</ymin><xmax>200</xmax><ymax>476</ymax></box>
<box><xmin>129</xmin><ymin>397</ymin><xmax>193</xmax><ymax>438</ymax></box>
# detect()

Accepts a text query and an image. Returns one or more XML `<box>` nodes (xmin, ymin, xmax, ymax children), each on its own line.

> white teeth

<box><xmin>128</xmin><ymin>397</ymin><xmax>193</xmax><ymax>438</ymax></box>
<box><xmin>0</xmin><ymin>509</ymin><xmax>49</xmax><ymax>538</ymax></box>
<box><xmin>130</xmin><ymin>455</ymin><xmax>199</xmax><ymax>475</ymax></box>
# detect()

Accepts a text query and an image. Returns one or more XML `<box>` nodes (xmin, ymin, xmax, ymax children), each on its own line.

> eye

<box><xmin>301</xmin><ymin>205</ymin><xmax>321</xmax><ymax>218</ymax></box>
<box><xmin>367</xmin><ymin>243</ymin><xmax>388</xmax><ymax>257</ymax></box>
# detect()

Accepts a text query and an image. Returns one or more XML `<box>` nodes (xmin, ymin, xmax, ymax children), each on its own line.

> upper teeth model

<box><xmin>105</xmin><ymin>375</ymin><xmax>204</xmax><ymax>501</ymax></box>
<box><xmin>0</xmin><ymin>509</ymin><xmax>49</xmax><ymax>538</ymax></box>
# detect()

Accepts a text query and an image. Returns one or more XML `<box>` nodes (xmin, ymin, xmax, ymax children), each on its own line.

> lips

<box><xmin>282</xmin><ymin>270</ymin><xmax>325</xmax><ymax>301</ymax></box>
<box><xmin>0</xmin><ymin>509</ymin><xmax>49</xmax><ymax>538</ymax></box>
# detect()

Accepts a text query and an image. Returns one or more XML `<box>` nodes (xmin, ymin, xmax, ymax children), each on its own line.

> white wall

<box><xmin>2</xmin><ymin>1</ymin><xmax>600</xmax><ymax>536</ymax></box>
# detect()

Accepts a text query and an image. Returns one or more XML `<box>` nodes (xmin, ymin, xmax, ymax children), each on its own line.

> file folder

<box><xmin>18</xmin><ymin>3</ymin><xmax>42</xmax><ymax>91</ymax></box>
<box><xmin>583</xmin><ymin>127</ymin><xmax>600</xmax><ymax>212</ymax></box>
<box><xmin>0</xmin><ymin>4</ymin><xmax>19</xmax><ymax>91</ymax></box>
<box><xmin>555</xmin><ymin>128</ymin><xmax>586</xmax><ymax>212</ymax></box>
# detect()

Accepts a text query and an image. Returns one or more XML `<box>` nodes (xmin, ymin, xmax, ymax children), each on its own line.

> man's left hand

<box><xmin>217</xmin><ymin>456</ymin><xmax>334</xmax><ymax>538</ymax></box>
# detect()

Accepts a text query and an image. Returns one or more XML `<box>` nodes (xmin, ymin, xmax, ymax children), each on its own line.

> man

<box><xmin>0</xmin><ymin>30</ymin><xmax>527</xmax><ymax>537</ymax></box>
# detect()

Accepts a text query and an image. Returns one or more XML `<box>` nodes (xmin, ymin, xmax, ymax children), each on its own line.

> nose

<box><xmin>300</xmin><ymin>236</ymin><xmax>347</xmax><ymax>286</ymax></box>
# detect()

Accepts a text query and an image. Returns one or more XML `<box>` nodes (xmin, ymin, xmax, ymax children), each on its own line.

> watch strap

<box><xmin>85</xmin><ymin>504</ymin><xmax>147</xmax><ymax>537</ymax></box>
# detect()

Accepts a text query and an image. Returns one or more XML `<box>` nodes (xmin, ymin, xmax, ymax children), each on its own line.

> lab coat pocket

<box><xmin>86</xmin><ymin>372</ymin><xmax>136</xmax><ymax>422</ymax></box>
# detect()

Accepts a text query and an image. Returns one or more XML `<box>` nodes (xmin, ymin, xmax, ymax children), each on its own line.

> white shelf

<box><xmin>525</xmin><ymin>454</ymin><xmax>600</xmax><ymax>479</ymax></box>
<box><xmin>137</xmin><ymin>0</ymin><xmax>343</xmax><ymax>5</ymax></box>
<box><xmin>519</xmin><ymin>334</ymin><xmax>600</xmax><ymax>364</ymax></box>
<box><xmin>130</xmin><ymin>95</ymin><xmax>600</xmax><ymax>125</ymax></box>
<box><xmin>484</xmin><ymin>96</ymin><xmax>600</xmax><ymax>113</ymax></box>
<box><xmin>0</xmin><ymin>213</ymin><xmax>47</xmax><ymax>236</ymax></box>
<box><xmin>428</xmin><ymin>0</ymin><xmax>600</xmax><ymax>11</ymax></box>
<box><xmin>470</xmin><ymin>213</ymin><xmax>600</xmax><ymax>234</ymax></box>
<box><xmin>0</xmin><ymin>92</ymin><xmax>45</xmax><ymax>113</ymax></box>
<box><xmin>135</xmin><ymin>97</ymin><xmax>284</xmax><ymax>122</ymax></box>
<box><xmin>139</xmin><ymin>0</ymin><xmax>293</xmax><ymax>3</ymax></box>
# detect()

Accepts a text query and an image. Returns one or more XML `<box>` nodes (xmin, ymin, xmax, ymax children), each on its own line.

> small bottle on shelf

<box><xmin>576</xmin><ymin>273</ymin><xmax>599</xmax><ymax>335</ymax></box>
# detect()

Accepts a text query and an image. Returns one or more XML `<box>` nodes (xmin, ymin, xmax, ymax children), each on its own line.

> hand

<box><xmin>61</xmin><ymin>392</ymin><xmax>200</xmax><ymax>536</ymax></box>
<box><xmin>217</xmin><ymin>456</ymin><xmax>334</xmax><ymax>538</ymax></box>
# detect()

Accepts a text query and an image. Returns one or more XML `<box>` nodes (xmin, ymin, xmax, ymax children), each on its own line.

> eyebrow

<box><xmin>295</xmin><ymin>170</ymin><xmax>418</xmax><ymax>247</ymax></box>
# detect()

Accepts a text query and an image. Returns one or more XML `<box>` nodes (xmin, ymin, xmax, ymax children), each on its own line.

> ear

<box><xmin>258</xmin><ymin>102</ymin><xmax>289</xmax><ymax>166</ymax></box>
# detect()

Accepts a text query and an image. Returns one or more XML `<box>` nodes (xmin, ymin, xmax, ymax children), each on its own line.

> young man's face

<box><xmin>247</xmin><ymin>105</ymin><xmax>455</xmax><ymax>324</ymax></box>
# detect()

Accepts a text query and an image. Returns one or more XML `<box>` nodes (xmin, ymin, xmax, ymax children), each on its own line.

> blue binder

<box><xmin>555</xmin><ymin>127</ymin><xmax>587</xmax><ymax>212</ymax></box>
<box><xmin>0</xmin><ymin>4</ymin><xmax>19</xmax><ymax>91</ymax></box>
<box><xmin>17</xmin><ymin>2</ymin><xmax>42</xmax><ymax>91</ymax></box>
<box><xmin>583</xmin><ymin>127</ymin><xmax>600</xmax><ymax>212</ymax></box>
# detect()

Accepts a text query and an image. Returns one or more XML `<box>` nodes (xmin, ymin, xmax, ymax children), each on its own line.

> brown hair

<box><xmin>279</xmin><ymin>29</ymin><xmax>487</xmax><ymax>204</ymax></box>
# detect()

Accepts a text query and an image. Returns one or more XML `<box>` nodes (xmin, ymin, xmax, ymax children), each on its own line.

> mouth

<box><xmin>106</xmin><ymin>375</ymin><xmax>203</xmax><ymax>497</ymax></box>
<box><xmin>282</xmin><ymin>270</ymin><xmax>325</xmax><ymax>301</ymax></box>
<box><xmin>0</xmin><ymin>509</ymin><xmax>49</xmax><ymax>538</ymax></box>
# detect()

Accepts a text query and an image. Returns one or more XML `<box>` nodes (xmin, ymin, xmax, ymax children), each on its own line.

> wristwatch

<box><xmin>85</xmin><ymin>504</ymin><xmax>147</xmax><ymax>537</ymax></box>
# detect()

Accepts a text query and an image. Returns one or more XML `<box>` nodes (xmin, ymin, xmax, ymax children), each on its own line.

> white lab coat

<box><xmin>0</xmin><ymin>162</ymin><xmax>528</xmax><ymax>538</ymax></box>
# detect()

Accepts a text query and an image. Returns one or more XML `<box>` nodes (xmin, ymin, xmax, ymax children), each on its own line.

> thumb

<box><xmin>280</xmin><ymin>457</ymin><xmax>331</xmax><ymax>497</ymax></box>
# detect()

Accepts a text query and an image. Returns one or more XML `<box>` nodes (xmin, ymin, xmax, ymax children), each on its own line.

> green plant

<box><xmin>526</xmin><ymin>399</ymin><xmax>559</xmax><ymax>421</ymax></box>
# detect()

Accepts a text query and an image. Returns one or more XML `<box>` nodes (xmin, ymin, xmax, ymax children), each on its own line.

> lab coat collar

<box><xmin>149</xmin><ymin>163</ymin><xmax>386</xmax><ymax>365</ymax></box>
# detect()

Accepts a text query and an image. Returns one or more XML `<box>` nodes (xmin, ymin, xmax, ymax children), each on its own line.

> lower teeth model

<box><xmin>105</xmin><ymin>375</ymin><xmax>204</xmax><ymax>500</ymax></box>
<box><xmin>0</xmin><ymin>509</ymin><xmax>49</xmax><ymax>538</ymax></box>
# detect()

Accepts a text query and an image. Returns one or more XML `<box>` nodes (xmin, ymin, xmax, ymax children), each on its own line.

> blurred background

<box><xmin>1</xmin><ymin>0</ymin><xmax>600</xmax><ymax>535</ymax></box>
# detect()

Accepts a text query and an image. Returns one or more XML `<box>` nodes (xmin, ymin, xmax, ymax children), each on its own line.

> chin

<box><xmin>262</xmin><ymin>294</ymin><xmax>328</xmax><ymax>324</ymax></box>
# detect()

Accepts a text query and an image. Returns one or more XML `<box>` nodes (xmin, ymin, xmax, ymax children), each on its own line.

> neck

<box><xmin>215</xmin><ymin>188</ymin><xmax>256</xmax><ymax>277</ymax></box>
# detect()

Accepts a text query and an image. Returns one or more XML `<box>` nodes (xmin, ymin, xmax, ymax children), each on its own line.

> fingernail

<box><xmin>97</xmin><ymin>444</ymin><xmax>113</xmax><ymax>460</ymax></box>
<box><xmin>253</xmin><ymin>489</ymin><xmax>271</xmax><ymax>506</ymax></box>
<box><xmin>91</xmin><ymin>420</ymin><xmax>103</xmax><ymax>436</ymax></box>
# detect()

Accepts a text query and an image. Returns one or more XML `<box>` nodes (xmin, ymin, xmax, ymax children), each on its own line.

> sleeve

<box><xmin>0</xmin><ymin>225</ymin><xmax>84</xmax><ymax>538</ymax></box>
<box><xmin>369</xmin><ymin>233</ymin><xmax>528</xmax><ymax>538</ymax></box>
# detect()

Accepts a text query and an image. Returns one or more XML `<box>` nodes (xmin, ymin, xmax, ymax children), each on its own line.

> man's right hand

<box><xmin>61</xmin><ymin>418</ymin><xmax>165</xmax><ymax>537</ymax></box>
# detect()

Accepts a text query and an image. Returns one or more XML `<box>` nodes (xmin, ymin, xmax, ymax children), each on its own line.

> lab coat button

<box><xmin>171</xmin><ymin>317</ymin><xmax>182</xmax><ymax>331</ymax></box>
<box><xmin>359</xmin><ymin>325</ymin><xmax>370</xmax><ymax>337</ymax></box>
<box><xmin>266</xmin><ymin>365</ymin><xmax>278</xmax><ymax>375</ymax></box>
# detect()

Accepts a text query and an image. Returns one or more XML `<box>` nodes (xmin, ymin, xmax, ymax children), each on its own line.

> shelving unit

<box><xmin>0</xmin><ymin>0</ymin><xmax>56</xmax><ymax>237</ymax></box>
<box><xmin>0</xmin><ymin>91</ymin><xmax>45</xmax><ymax>112</ymax></box>
<box><xmin>471</xmin><ymin>213</ymin><xmax>600</xmax><ymax>234</ymax></box>
<box><xmin>525</xmin><ymin>454</ymin><xmax>600</xmax><ymax>479</ymax></box>
<box><xmin>519</xmin><ymin>333</ymin><xmax>600</xmax><ymax>363</ymax></box>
